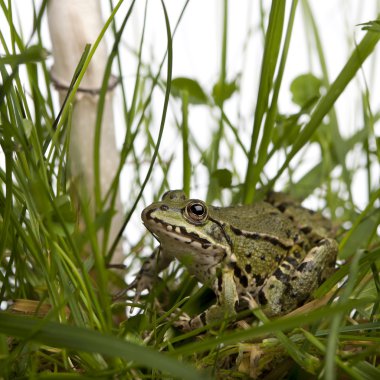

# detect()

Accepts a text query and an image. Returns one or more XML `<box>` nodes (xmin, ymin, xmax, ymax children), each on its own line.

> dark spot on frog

<box><xmin>300</xmin><ymin>226</ymin><xmax>312</xmax><ymax>234</ymax></box>
<box><xmin>258</xmin><ymin>290</ymin><xmax>268</xmax><ymax>305</ymax></box>
<box><xmin>231</xmin><ymin>263</ymin><xmax>248</xmax><ymax>287</ymax></box>
<box><xmin>297</xmin><ymin>261</ymin><xmax>313</xmax><ymax>273</ymax></box>
<box><xmin>285</xmin><ymin>256</ymin><xmax>299</xmax><ymax>267</ymax></box>
<box><xmin>231</xmin><ymin>226</ymin><xmax>243</xmax><ymax>236</ymax></box>
<box><xmin>273</xmin><ymin>268</ymin><xmax>290</xmax><ymax>282</ymax></box>
<box><xmin>275</xmin><ymin>255</ymin><xmax>281</xmax><ymax>262</ymax></box>
<box><xmin>245</xmin><ymin>264</ymin><xmax>252</xmax><ymax>273</ymax></box>
<box><xmin>180</xmin><ymin>227</ymin><xmax>214</xmax><ymax>246</ymax></box>
<box><xmin>269</xmin><ymin>284</ymin><xmax>275</xmax><ymax>289</ymax></box>
<box><xmin>260</xmin><ymin>255</ymin><xmax>265</xmax><ymax>261</ymax></box>
<box><xmin>246</xmin><ymin>252</ymin><xmax>252</xmax><ymax>258</ymax></box>
<box><xmin>240</xmin><ymin>275</ymin><xmax>248</xmax><ymax>288</ymax></box>
<box><xmin>293</xmin><ymin>250</ymin><xmax>301</xmax><ymax>259</ymax></box>
<box><xmin>316</xmin><ymin>238</ymin><xmax>326</xmax><ymax>246</ymax></box>
<box><xmin>253</xmin><ymin>274</ymin><xmax>264</xmax><ymax>286</ymax></box>
<box><xmin>217</xmin><ymin>274</ymin><xmax>223</xmax><ymax>291</ymax></box>
<box><xmin>233</xmin><ymin>265</ymin><xmax>242</xmax><ymax>278</ymax></box>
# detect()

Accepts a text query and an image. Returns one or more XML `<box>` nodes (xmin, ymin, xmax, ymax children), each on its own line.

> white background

<box><xmin>2</xmin><ymin>0</ymin><xmax>380</xmax><ymax>225</ymax></box>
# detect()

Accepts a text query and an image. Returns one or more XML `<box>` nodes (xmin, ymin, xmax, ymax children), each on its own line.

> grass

<box><xmin>1</xmin><ymin>0</ymin><xmax>380</xmax><ymax>379</ymax></box>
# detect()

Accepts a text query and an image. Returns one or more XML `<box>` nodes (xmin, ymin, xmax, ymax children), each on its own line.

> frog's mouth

<box><xmin>142</xmin><ymin>208</ymin><xmax>226</xmax><ymax>256</ymax></box>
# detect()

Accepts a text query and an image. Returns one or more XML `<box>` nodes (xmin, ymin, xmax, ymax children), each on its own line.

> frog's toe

<box><xmin>171</xmin><ymin>311</ymin><xmax>191</xmax><ymax>331</ymax></box>
<box><xmin>127</xmin><ymin>273</ymin><xmax>156</xmax><ymax>304</ymax></box>
<box><xmin>171</xmin><ymin>310</ymin><xmax>206</xmax><ymax>332</ymax></box>
<box><xmin>241</xmin><ymin>293</ymin><xmax>259</xmax><ymax>310</ymax></box>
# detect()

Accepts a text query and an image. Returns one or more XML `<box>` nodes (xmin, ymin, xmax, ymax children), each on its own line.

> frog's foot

<box><xmin>258</xmin><ymin>238</ymin><xmax>338</xmax><ymax>316</ymax></box>
<box><xmin>171</xmin><ymin>310</ymin><xmax>207</xmax><ymax>332</ymax></box>
<box><xmin>127</xmin><ymin>272</ymin><xmax>157</xmax><ymax>304</ymax></box>
<box><xmin>241</xmin><ymin>293</ymin><xmax>259</xmax><ymax>311</ymax></box>
<box><xmin>172</xmin><ymin>302</ymin><xmax>238</xmax><ymax>332</ymax></box>
<box><xmin>128</xmin><ymin>246</ymin><xmax>173</xmax><ymax>304</ymax></box>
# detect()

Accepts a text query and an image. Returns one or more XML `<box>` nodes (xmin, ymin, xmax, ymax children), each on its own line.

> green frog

<box><xmin>133</xmin><ymin>190</ymin><xmax>338</xmax><ymax>330</ymax></box>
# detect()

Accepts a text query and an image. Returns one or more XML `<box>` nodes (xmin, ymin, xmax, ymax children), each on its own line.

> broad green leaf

<box><xmin>211</xmin><ymin>168</ymin><xmax>232</xmax><ymax>188</ymax></box>
<box><xmin>0</xmin><ymin>45</ymin><xmax>48</xmax><ymax>66</ymax></box>
<box><xmin>212</xmin><ymin>79</ymin><xmax>238</xmax><ymax>105</ymax></box>
<box><xmin>272</xmin><ymin>113</ymin><xmax>302</xmax><ymax>147</ymax></box>
<box><xmin>171</xmin><ymin>77</ymin><xmax>208</xmax><ymax>104</ymax></box>
<box><xmin>290</xmin><ymin>73</ymin><xmax>322</xmax><ymax>107</ymax></box>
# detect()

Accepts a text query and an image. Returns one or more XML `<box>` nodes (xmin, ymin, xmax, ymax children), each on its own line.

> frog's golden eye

<box><xmin>185</xmin><ymin>201</ymin><xmax>208</xmax><ymax>224</ymax></box>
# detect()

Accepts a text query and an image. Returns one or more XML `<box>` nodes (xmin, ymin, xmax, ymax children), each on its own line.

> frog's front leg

<box><xmin>129</xmin><ymin>246</ymin><xmax>173</xmax><ymax>301</ymax></box>
<box><xmin>174</xmin><ymin>267</ymin><xmax>239</xmax><ymax>331</ymax></box>
<box><xmin>258</xmin><ymin>238</ymin><xmax>338</xmax><ymax>317</ymax></box>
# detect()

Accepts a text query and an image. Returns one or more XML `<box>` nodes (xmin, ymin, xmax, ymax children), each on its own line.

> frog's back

<box><xmin>265</xmin><ymin>191</ymin><xmax>336</xmax><ymax>241</ymax></box>
<box><xmin>210</xmin><ymin>201</ymin><xmax>298</xmax><ymax>242</ymax></box>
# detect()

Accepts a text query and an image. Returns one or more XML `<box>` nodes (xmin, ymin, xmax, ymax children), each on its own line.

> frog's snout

<box><xmin>141</xmin><ymin>206</ymin><xmax>151</xmax><ymax>223</ymax></box>
<box><xmin>141</xmin><ymin>203</ymin><xmax>162</xmax><ymax>224</ymax></box>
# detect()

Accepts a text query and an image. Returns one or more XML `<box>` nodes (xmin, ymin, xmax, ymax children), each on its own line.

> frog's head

<box><xmin>141</xmin><ymin>190</ymin><xmax>231</xmax><ymax>270</ymax></box>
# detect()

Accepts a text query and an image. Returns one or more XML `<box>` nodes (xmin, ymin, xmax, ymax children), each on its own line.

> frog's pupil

<box><xmin>191</xmin><ymin>204</ymin><xmax>204</xmax><ymax>215</ymax></box>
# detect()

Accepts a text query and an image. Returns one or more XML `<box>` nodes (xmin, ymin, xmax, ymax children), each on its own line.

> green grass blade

<box><xmin>0</xmin><ymin>313</ymin><xmax>210</xmax><ymax>380</ymax></box>
<box><xmin>243</xmin><ymin>0</ymin><xmax>286</xmax><ymax>203</ymax></box>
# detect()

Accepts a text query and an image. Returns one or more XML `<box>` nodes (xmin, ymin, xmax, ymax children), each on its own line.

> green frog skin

<box><xmin>133</xmin><ymin>190</ymin><xmax>338</xmax><ymax>330</ymax></box>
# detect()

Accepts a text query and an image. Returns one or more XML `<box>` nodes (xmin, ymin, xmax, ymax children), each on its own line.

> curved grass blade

<box><xmin>0</xmin><ymin>312</ymin><xmax>210</xmax><ymax>380</ymax></box>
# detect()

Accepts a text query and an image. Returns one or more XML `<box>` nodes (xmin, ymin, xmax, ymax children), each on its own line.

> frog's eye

<box><xmin>185</xmin><ymin>201</ymin><xmax>208</xmax><ymax>224</ymax></box>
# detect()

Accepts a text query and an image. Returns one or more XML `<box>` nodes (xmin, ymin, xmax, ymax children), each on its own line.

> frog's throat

<box><xmin>143</xmin><ymin>208</ymin><xmax>228</xmax><ymax>254</ymax></box>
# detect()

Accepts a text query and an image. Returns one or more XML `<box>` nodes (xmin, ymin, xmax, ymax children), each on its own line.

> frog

<box><xmin>132</xmin><ymin>190</ymin><xmax>338</xmax><ymax>330</ymax></box>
